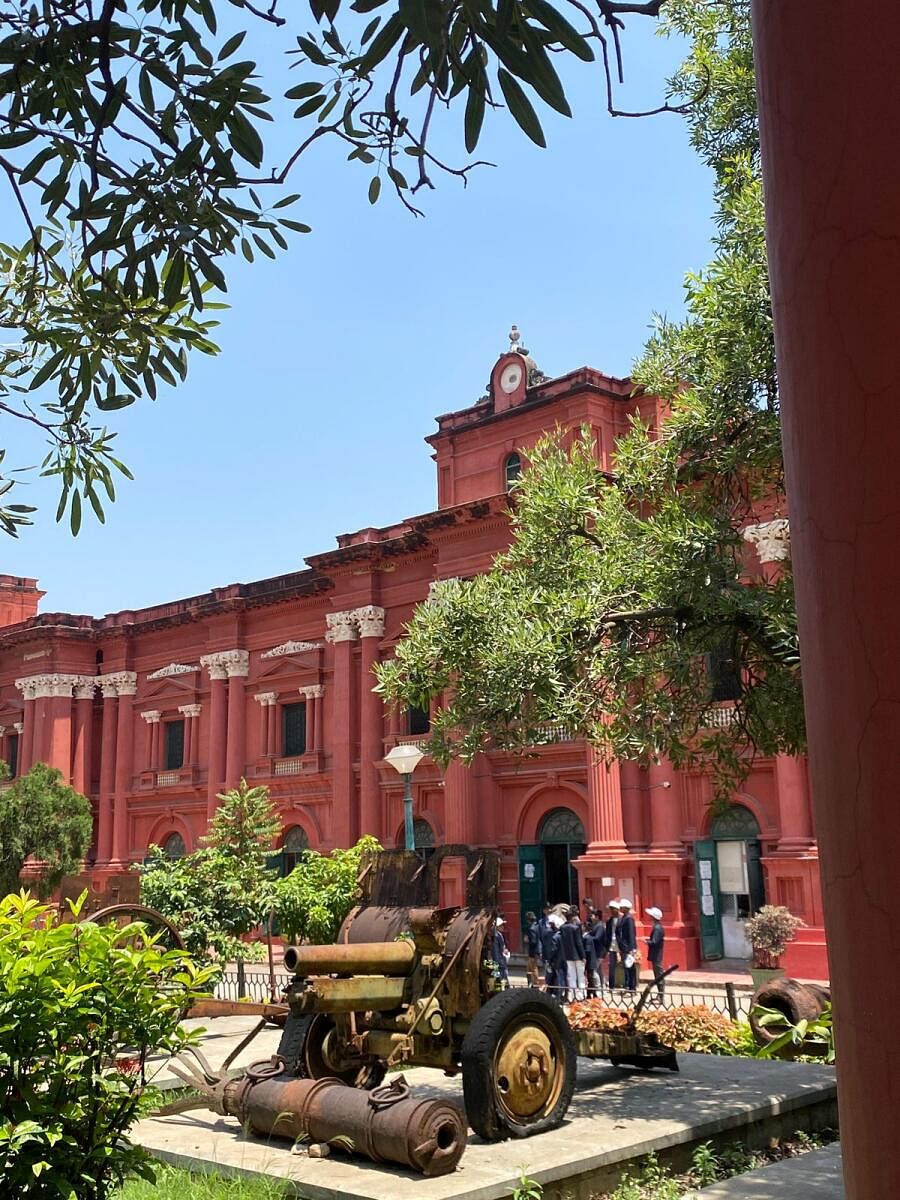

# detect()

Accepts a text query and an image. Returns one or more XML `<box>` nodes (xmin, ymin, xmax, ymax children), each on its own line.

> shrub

<box><xmin>0</xmin><ymin>763</ymin><xmax>92</xmax><ymax>897</ymax></box>
<box><xmin>274</xmin><ymin>835</ymin><xmax>382</xmax><ymax>944</ymax></box>
<box><xmin>567</xmin><ymin>1000</ymin><xmax>740</xmax><ymax>1054</ymax></box>
<box><xmin>744</xmin><ymin>904</ymin><xmax>804</xmax><ymax>967</ymax></box>
<box><xmin>0</xmin><ymin>892</ymin><xmax>215</xmax><ymax>1200</ymax></box>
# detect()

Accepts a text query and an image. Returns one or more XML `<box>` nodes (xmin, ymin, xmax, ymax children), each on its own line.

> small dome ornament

<box><xmin>508</xmin><ymin>324</ymin><xmax>522</xmax><ymax>352</ymax></box>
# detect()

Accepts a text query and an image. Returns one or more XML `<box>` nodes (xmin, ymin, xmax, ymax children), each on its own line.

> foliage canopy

<box><xmin>0</xmin><ymin>761</ymin><xmax>92</xmax><ymax>897</ymax></box>
<box><xmin>274</xmin><ymin>834</ymin><xmax>382</xmax><ymax>944</ymax></box>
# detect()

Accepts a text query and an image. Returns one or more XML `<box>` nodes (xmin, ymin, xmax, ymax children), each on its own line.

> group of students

<box><xmin>521</xmin><ymin>898</ymin><xmax>667</xmax><ymax>1001</ymax></box>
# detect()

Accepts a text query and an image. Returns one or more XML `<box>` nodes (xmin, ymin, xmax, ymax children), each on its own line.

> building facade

<box><xmin>0</xmin><ymin>346</ymin><xmax>827</xmax><ymax>977</ymax></box>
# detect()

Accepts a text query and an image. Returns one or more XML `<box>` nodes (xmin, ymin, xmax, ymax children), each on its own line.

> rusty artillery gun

<box><xmin>276</xmin><ymin>845</ymin><xmax>577</xmax><ymax>1141</ymax></box>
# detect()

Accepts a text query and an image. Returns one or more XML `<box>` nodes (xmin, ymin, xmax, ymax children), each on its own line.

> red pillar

<box><xmin>266</xmin><ymin>696</ymin><xmax>278</xmax><ymax>757</ymax></box>
<box><xmin>141</xmin><ymin>710</ymin><xmax>161</xmax><ymax>772</ymax></box>
<box><xmin>179</xmin><ymin>703</ymin><xmax>200</xmax><ymax>766</ymax></box>
<box><xmin>326</xmin><ymin>610</ymin><xmax>357</xmax><ymax>847</ymax></box>
<box><xmin>225</xmin><ymin>652</ymin><xmax>249</xmax><ymax>789</ymax></box>
<box><xmin>71</xmin><ymin>681</ymin><xmax>95</xmax><ymax>795</ymax></box>
<box><xmin>110</xmin><ymin>673</ymin><xmax>137</xmax><ymax>865</ymax></box>
<box><xmin>775</xmin><ymin>755</ymin><xmax>814</xmax><ymax>851</ymax></box>
<box><xmin>357</xmin><ymin>606</ymin><xmax>385</xmax><ymax>840</ymax></box>
<box><xmin>752</xmin><ymin>5</ymin><xmax>900</xmax><ymax>1193</ymax></box>
<box><xmin>585</xmin><ymin>748</ymin><xmax>626</xmax><ymax>852</ymax></box>
<box><xmin>203</xmin><ymin>658</ymin><xmax>228</xmax><ymax>816</ymax></box>
<box><xmin>97</xmin><ymin>680</ymin><xmax>118</xmax><ymax>863</ymax></box>
<box><xmin>620</xmin><ymin>760</ymin><xmax>648</xmax><ymax>851</ymax></box>
<box><xmin>647</xmin><ymin>759</ymin><xmax>683</xmax><ymax>852</ymax></box>
<box><xmin>44</xmin><ymin>681</ymin><xmax>75</xmax><ymax>777</ymax></box>
<box><xmin>16</xmin><ymin>680</ymin><xmax>36</xmax><ymax>772</ymax></box>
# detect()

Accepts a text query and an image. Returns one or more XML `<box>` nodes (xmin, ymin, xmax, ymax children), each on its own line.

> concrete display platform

<box><xmin>136</xmin><ymin>1025</ymin><xmax>837</xmax><ymax>1200</ymax></box>
<box><xmin>687</xmin><ymin>1143</ymin><xmax>843</xmax><ymax>1198</ymax></box>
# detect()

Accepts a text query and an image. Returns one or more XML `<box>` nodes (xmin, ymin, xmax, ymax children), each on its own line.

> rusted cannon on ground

<box><xmin>749</xmin><ymin>977</ymin><xmax>832</xmax><ymax>1049</ymax></box>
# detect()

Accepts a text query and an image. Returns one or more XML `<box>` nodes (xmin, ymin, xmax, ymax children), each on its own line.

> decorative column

<box><xmin>44</xmin><ymin>676</ymin><xmax>77</xmax><ymax>776</ymax></box>
<box><xmin>585</xmin><ymin>747</ymin><xmax>626</xmax><ymax>852</ymax></box>
<box><xmin>200</xmin><ymin>653</ymin><xmax>230</xmax><ymax>815</ymax></box>
<box><xmin>326</xmin><ymin>610</ymin><xmax>358</xmax><ymax>847</ymax></box>
<box><xmin>444</xmin><ymin>757</ymin><xmax>477</xmax><ymax>845</ymax></box>
<box><xmin>775</xmin><ymin>754</ymin><xmax>814</xmax><ymax>852</ymax></box>
<box><xmin>254</xmin><ymin>693</ymin><xmax>276</xmax><ymax>760</ymax></box>
<box><xmin>178</xmin><ymin>703</ymin><xmax>201</xmax><ymax>766</ymax></box>
<box><xmin>11</xmin><ymin>722</ymin><xmax>22</xmax><ymax>775</ymax></box>
<box><xmin>110</xmin><ymin>672</ymin><xmax>137</xmax><ymax>865</ymax></box>
<box><xmin>224</xmin><ymin>651</ymin><xmax>249</xmax><ymax>789</ymax></box>
<box><xmin>97</xmin><ymin>677</ymin><xmax>118</xmax><ymax>863</ymax></box>
<box><xmin>141</xmin><ymin>711</ymin><xmax>161</xmax><ymax>771</ymax></box>
<box><xmin>742</xmin><ymin>519</ymin><xmax>790</xmax><ymax>583</ymax></box>
<box><xmin>15</xmin><ymin>678</ymin><xmax>37</xmax><ymax>772</ymax></box>
<box><xmin>648</xmin><ymin>759</ymin><xmax>684</xmax><ymax>853</ymax></box>
<box><xmin>303</xmin><ymin>685</ymin><xmax>324</xmax><ymax>753</ymax></box>
<box><xmin>72</xmin><ymin>679</ymin><xmax>96</xmax><ymax>795</ymax></box>
<box><xmin>355</xmin><ymin>605</ymin><xmax>385</xmax><ymax>840</ymax></box>
<box><xmin>620</xmin><ymin>760</ymin><xmax>648</xmax><ymax>851</ymax></box>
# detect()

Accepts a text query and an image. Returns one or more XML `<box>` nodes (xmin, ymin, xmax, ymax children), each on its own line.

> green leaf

<box><xmin>464</xmin><ymin>81</ymin><xmax>486</xmax><ymax>153</ymax></box>
<box><xmin>527</xmin><ymin>0</ymin><xmax>595</xmax><ymax>62</ymax></box>
<box><xmin>70</xmin><ymin>490</ymin><xmax>81</xmax><ymax>536</ymax></box>
<box><xmin>368</xmin><ymin>175</ymin><xmax>381</xmax><ymax>204</ymax></box>
<box><xmin>218</xmin><ymin>31</ymin><xmax>247</xmax><ymax>60</ymax></box>
<box><xmin>497</xmin><ymin>69</ymin><xmax>546</xmax><ymax>147</ymax></box>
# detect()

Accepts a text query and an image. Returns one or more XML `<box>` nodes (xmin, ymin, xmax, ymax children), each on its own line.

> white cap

<box><xmin>496</xmin><ymin>917</ymin><xmax>506</xmax><ymax>927</ymax></box>
<box><xmin>646</xmin><ymin>907</ymin><xmax>663</xmax><ymax>920</ymax></box>
<box><xmin>608</xmin><ymin>899</ymin><xmax>621</xmax><ymax>909</ymax></box>
<box><xmin>548</xmin><ymin>913</ymin><xmax>564</xmax><ymax>929</ymax></box>
<box><xmin>619</xmin><ymin>898</ymin><xmax>633</xmax><ymax>909</ymax></box>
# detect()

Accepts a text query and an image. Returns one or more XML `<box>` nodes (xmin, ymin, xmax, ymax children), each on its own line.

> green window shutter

<box><xmin>694</xmin><ymin>839</ymin><xmax>724</xmax><ymax>960</ymax></box>
<box><xmin>282</xmin><ymin>702</ymin><xmax>307</xmax><ymax>757</ymax></box>
<box><xmin>518</xmin><ymin>845</ymin><xmax>544</xmax><ymax>940</ymax></box>
<box><xmin>164</xmin><ymin>720</ymin><xmax>185</xmax><ymax>770</ymax></box>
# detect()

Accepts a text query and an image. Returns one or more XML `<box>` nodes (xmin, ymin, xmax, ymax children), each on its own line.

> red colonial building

<box><xmin>0</xmin><ymin>343</ymin><xmax>826</xmax><ymax>977</ymax></box>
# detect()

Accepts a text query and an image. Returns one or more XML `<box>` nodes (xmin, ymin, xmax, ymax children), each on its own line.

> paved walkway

<box><xmin>686</xmin><ymin>1143</ymin><xmax>843</xmax><ymax>1198</ymax></box>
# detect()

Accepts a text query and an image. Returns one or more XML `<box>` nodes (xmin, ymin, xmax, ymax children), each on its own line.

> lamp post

<box><xmin>384</xmin><ymin>743</ymin><xmax>425</xmax><ymax>852</ymax></box>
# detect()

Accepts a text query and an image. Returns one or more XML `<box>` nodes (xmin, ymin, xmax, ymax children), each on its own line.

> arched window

<box><xmin>282</xmin><ymin>824</ymin><xmax>310</xmax><ymax>875</ymax></box>
<box><xmin>413</xmin><ymin>818</ymin><xmax>434</xmax><ymax>850</ymax></box>
<box><xmin>163</xmin><ymin>832</ymin><xmax>186</xmax><ymax>860</ymax></box>
<box><xmin>710</xmin><ymin>804</ymin><xmax>760</xmax><ymax>839</ymax></box>
<box><xmin>539</xmin><ymin>808</ymin><xmax>586</xmax><ymax>844</ymax></box>
<box><xmin>504</xmin><ymin>452</ymin><xmax>522</xmax><ymax>492</ymax></box>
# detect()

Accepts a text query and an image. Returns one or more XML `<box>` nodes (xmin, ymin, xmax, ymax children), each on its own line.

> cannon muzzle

<box><xmin>282</xmin><ymin>940</ymin><xmax>416</xmax><ymax>977</ymax></box>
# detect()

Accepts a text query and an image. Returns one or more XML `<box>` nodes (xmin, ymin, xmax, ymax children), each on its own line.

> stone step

<box><xmin>686</xmin><ymin>1143</ymin><xmax>843</xmax><ymax>1199</ymax></box>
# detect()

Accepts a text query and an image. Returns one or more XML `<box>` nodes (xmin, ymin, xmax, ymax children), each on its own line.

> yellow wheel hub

<box><xmin>493</xmin><ymin>1022</ymin><xmax>562</xmax><ymax>1120</ymax></box>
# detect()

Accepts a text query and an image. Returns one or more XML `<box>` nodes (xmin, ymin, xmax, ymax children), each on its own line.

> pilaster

<box><xmin>356</xmin><ymin>606</ymin><xmax>385</xmax><ymax>840</ymax></box>
<box><xmin>326</xmin><ymin>611</ymin><xmax>357</xmax><ymax>846</ymax></box>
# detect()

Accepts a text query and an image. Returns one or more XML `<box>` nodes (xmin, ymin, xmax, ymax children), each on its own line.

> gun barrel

<box><xmin>282</xmin><ymin>940</ymin><xmax>416</xmax><ymax>977</ymax></box>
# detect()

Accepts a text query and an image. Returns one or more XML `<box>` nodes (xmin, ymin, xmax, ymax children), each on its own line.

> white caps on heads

<box><xmin>646</xmin><ymin>907</ymin><xmax>663</xmax><ymax>920</ymax></box>
<box><xmin>548</xmin><ymin>914</ymin><xmax>563</xmax><ymax>929</ymax></box>
<box><xmin>608</xmin><ymin>899</ymin><xmax>621</xmax><ymax>909</ymax></box>
<box><xmin>619</xmin><ymin>898</ymin><xmax>633</xmax><ymax>909</ymax></box>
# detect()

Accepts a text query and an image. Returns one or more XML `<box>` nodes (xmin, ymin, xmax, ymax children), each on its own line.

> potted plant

<box><xmin>744</xmin><ymin>905</ymin><xmax>805</xmax><ymax>987</ymax></box>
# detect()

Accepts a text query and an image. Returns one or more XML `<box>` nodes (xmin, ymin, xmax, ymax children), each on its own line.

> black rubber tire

<box><xmin>461</xmin><ymin>987</ymin><xmax>576</xmax><ymax>1142</ymax></box>
<box><xmin>749</xmin><ymin>979</ymin><xmax>822</xmax><ymax>1045</ymax></box>
<box><xmin>276</xmin><ymin>1013</ymin><xmax>386</xmax><ymax>1089</ymax></box>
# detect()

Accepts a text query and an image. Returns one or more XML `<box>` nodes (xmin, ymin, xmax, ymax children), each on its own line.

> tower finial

<box><xmin>508</xmin><ymin>324</ymin><xmax>521</xmax><ymax>352</ymax></box>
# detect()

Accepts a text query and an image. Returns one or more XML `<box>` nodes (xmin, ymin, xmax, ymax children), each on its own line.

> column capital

<box><xmin>254</xmin><ymin>691</ymin><xmax>278</xmax><ymax>706</ymax></box>
<box><xmin>74</xmin><ymin>677</ymin><xmax>98</xmax><ymax>700</ymax></box>
<box><xmin>742</xmin><ymin>518</ymin><xmax>790</xmax><ymax>563</ymax></box>
<box><xmin>300</xmin><ymin>684</ymin><xmax>325</xmax><ymax>700</ymax></box>
<box><xmin>178</xmin><ymin>703</ymin><xmax>202</xmax><ymax>718</ymax></box>
<box><xmin>140</xmin><ymin>710</ymin><xmax>162</xmax><ymax>724</ymax></box>
<box><xmin>15</xmin><ymin>672</ymin><xmax>84</xmax><ymax>699</ymax></box>
<box><xmin>200</xmin><ymin>649</ymin><xmax>249</xmax><ymax>679</ymax></box>
<box><xmin>354</xmin><ymin>605</ymin><xmax>385</xmax><ymax>638</ymax></box>
<box><xmin>325</xmin><ymin>610</ymin><xmax>358</xmax><ymax>643</ymax></box>
<box><xmin>12</xmin><ymin>721</ymin><xmax>23</xmax><ymax>734</ymax></box>
<box><xmin>103</xmin><ymin>671</ymin><xmax>138</xmax><ymax>697</ymax></box>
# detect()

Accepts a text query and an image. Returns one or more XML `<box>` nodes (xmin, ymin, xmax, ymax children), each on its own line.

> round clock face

<box><xmin>499</xmin><ymin>361</ymin><xmax>524</xmax><ymax>394</ymax></box>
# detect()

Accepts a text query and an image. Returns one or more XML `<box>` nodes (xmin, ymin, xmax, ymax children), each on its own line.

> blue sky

<box><xmin>2</xmin><ymin>16</ymin><xmax>714</xmax><ymax>617</ymax></box>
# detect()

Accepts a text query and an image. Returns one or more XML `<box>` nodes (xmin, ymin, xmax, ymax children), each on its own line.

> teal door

<box><xmin>518</xmin><ymin>845</ymin><xmax>544</xmax><ymax>942</ymax></box>
<box><xmin>694</xmin><ymin>839</ymin><xmax>724</xmax><ymax>959</ymax></box>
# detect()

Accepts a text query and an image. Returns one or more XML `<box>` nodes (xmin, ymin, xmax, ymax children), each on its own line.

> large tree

<box><xmin>0</xmin><ymin>0</ymin><xmax>671</xmax><ymax>537</ymax></box>
<box><xmin>375</xmin><ymin>0</ymin><xmax>801</xmax><ymax>793</ymax></box>
<box><xmin>0</xmin><ymin>762</ymin><xmax>92</xmax><ymax>896</ymax></box>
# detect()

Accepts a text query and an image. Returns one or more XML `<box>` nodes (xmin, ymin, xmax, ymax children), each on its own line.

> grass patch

<box><xmin>117</xmin><ymin>1163</ymin><xmax>294</xmax><ymax>1199</ymax></box>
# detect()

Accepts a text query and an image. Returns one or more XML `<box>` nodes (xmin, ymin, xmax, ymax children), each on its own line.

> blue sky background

<box><xmin>2</xmin><ymin>15</ymin><xmax>714</xmax><ymax>616</ymax></box>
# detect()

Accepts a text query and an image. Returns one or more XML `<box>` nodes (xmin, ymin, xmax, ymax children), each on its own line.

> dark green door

<box><xmin>518</xmin><ymin>845</ymin><xmax>544</xmax><ymax>941</ymax></box>
<box><xmin>746</xmin><ymin>839</ymin><xmax>766</xmax><ymax>913</ymax></box>
<box><xmin>694</xmin><ymin>839</ymin><xmax>724</xmax><ymax>960</ymax></box>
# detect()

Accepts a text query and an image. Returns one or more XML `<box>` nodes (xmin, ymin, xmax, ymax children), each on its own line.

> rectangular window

<box><xmin>163</xmin><ymin>720</ymin><xmax>185</xmax><ymax>771</ymax></box>
<box><xmin>408</xmin><ymin>705</ymin><xmax>431</xmax><ymax>736</ymax></box>
<box><xmin>7</xmin><ymin>733</ymin><xmax>18</xmax><ymax>778</ymax></box>
<box><xmin>282</xmin><ymin>702</ymin><xmax>307</xmax><ymax>757</ymax></box>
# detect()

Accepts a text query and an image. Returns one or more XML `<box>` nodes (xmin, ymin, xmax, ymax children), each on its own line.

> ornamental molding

<box><xmin>147</xmin><ymin>662</ymin><xmax>199</xmax><ymax>680</ymax></box>
<box><xmin>742</xmin><ymin>518</ymin><xmax>790</xmax><ymax>564</ymax></box>
<box><xmin>102</xmin><ymin>671</ymin><xmax>138</xmax><ymax>697</ymax></box>
<box><xmin>12</xmin><ymin>722</ymin><xmax>22</xmax><ymax>734</ymax></box>
<box><xmin>141</xmin><ymin>710</ymin><xmax>162</xmax><ymax>724</ymax></box>
<box><xmin>74</xmin><ymin>678</ymin><xmax>98</xmax><ymax>700</ymax></box>
<box><xmin>261</xmin><ymin>641</ymin><xmax>322</xmax><ymax>659</ymax></box>
<box><xmin>15</xmin><ymin>672</ymin><xmax>86</xmax><ymax>700</ymax></box>
<box><xmin>22</xmin><ymin>648</ymin><xmax>51</xmax><ymax>662</ymax></box>
<box><xmin>354</xmin><ymin>605</ymin><xmax>385</xmax><ymax>638</ymax></box>
<box><xmin>325</xmin><ymin>611</ymin><xmax>358</xmax><ymax>644</ymax></box>
<box><xmin>178</xmin><ymin>703</ymin><xmax>202</xmax><ymax>718</ymax></box>
<box><xmin>254</xmin><ymin>692</ymin><xmax>278</xmax><ymax>706</ymax></box>
<box><xmin>200</xmin><ymin>649</ymin><xmax>250</xmax><ymax>679</ymax></box>
<box><xmin>300</xmin><ymin>685</ymin><xmax>324</xmax><ymax>700</ymax></box>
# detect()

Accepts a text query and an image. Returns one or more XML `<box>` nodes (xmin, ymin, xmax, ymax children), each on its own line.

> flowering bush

<box><xmin>744</xmin><ymin>905</ymin><xmax>804</xmax><ymax>967</ymax></box>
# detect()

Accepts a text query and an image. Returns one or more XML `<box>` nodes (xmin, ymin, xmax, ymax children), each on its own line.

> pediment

<box><xmin>257</xmin><ymin>648</ymin><xmax>323</xmax><ymax>682</ymax></box>
<box><xmin>141</xmin><ymin>674</ymin><xmax>200</xmax><ymax>701</ymax></box>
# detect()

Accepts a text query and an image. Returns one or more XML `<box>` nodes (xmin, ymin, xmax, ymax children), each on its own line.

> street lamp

<box><xmin>384</xmin><ymin>743</ymin><xmax>425</xmax><ymax>852</ymax></box>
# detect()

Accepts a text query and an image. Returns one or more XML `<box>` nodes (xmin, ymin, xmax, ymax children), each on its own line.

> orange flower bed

<box><xmin>566</xmin><ymin>999</ymin><xmax>740</xmax><ymax>1053</ymax></box>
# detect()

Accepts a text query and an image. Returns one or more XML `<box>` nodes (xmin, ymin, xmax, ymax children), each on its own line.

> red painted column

<box><xmin>254</xmin><ymin>692</ymin><xmax>272</xmax><ymax>759</ymax></box>
<box><xmin>202</xmin><ymin>656</ymin><xmax>229</xmax><ymax>816</ymax></box>
<box><xmin>585</xmin><ymin>747</ymin><xmax>626</xmax><ymax>851</ymax></box>
<box><xmin>444</xmin><ymin>757</ymin><xmax>477</xmax><ymax>845</ymax></box>
<box><xmin>357</xmin><ymin>606</ymin><xmax>385</xmax><ymax>840</ymax></box>
<box><xmin>96</xmin><ymin>679</ymin><xmax>118</xmax><ymax>862</ymax></box>
<box><xmin>648</xmin><ymin>759</ymin><xmax>683</xmax><ymax>852</ymax></box>
<box><xmin>44</xmin><ymin>678</ymin><xmax>76</xmax><ymax>777</ymax></box>
<box><xmin>326</xmin><ymin>610</ymin><xmax>357</xmax><ymax>847</ymax></box>
<box><xmin>71</xmin><ymin>680</ymin><xmax>95</xmax><ymax>796</ymax></box>
<box><xmin>16</xmin><ymin>679</ymin><xmax>37</xmax><ymax>772</ymax></box>
<box><xmin>752</xmin><ymin>6</ymin><xmax>900</xmax><ymax>1193</ymax></box>
<box><xmin>141</xmin><ymin>710</ymin><xmax>161</xmax><ymax>772</ymax></box>
<box><xmin>225</xmin><ymin>651</ymin><xmax>249</xmax><ymax>789</ymax></box>
<box><xmin>110</xmin><ymin>672</ymin><xmax>137</xmax><ymax>865</ymax></box>
<box><xmin>620</xmin><ymin>760</ymin><xmax>648</xmax><ymax>851</ymax></box>
<box><xmin>179</xmin><ymin>703</ymin><xmax>200</xmax><ymax>766</ymax></box>
<box><xmin>775</xmin><ymin>755</ymin><xmax>814</xmax><ymax>852</ymax></box>
<box><xmin>266</xmin><ymin>695</ymin><xmax>278</xmax><ymax>757</ymax></box>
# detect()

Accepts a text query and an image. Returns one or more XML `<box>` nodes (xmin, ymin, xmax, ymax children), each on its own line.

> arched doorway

<box><xmin>162</xmin><ymin>831</ymin><xmax>186</xmax><ymax>860</ymax></box>
<box><xmin>281</xmin><ymin>824</ymin><xmax>310</xmax><ymax>875</ymax></box>
<box><xmin>540</xmin><ymin>808</ymin><xmax>586</xmax><ymax>909</ymax></box>
<box><xmin>694</xmin><ymin>803</ymin><xmax>765</xmax><ymax>960</ymax></box>
<box><xmin>395</xmin><ymin>817</ymin><xmax>435</xmax><ymax>859</ymax></box>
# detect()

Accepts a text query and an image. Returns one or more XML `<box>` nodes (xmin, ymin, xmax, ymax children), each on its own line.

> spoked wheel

<box><xmin>461</xmin><ymin>988</ymin><xmax>576</xmax><ymax>1141</ymax></box>
<box><xmin>89</xmin><ymin>904</ymin><xmax>186</xmax><ymax>951</ymax></box>
<box><xmin>277</xmin><ymin>1013</ymin><xmax>386</xmax><ymax>1089</ymax></box>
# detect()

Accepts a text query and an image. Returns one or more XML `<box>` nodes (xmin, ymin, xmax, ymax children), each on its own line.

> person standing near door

<box><xmin>617</xmin><ymin>899</ymin><xmax>638</xmax><ymax>990</ymax></box>
<box><xmin>645</xmin><ymin>906</ymin><xmax>666</xmax><ymax>1000</ymax></box>
<box><xmin>524</xmin><ymin>910</ymin><xmax>541</xmax><ymax>987</ymax></box>
<box><xmin>605</xmin><ymin>900</ymin><xmax>621</xmax><ymax>988</ymax></box>
<box><xmin>558</xmin><ymin>908</ymin><xmax>586</xmax><ymax>1001</ymax></box>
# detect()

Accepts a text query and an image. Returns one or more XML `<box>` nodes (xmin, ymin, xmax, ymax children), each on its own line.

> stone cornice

<box><xmin>261</xmin><ymin>640</ymin><xmax>322</xmax><ymax>659</ymax></box>
<box><xmin>200</xmin><ymin>649</ymin><xmax>249</xmax><ymax>679</ymax></box>
<box><xmin>147</xmin><ymin>662</ymin><xmax>199</xmax><ymax>680</ymax></box>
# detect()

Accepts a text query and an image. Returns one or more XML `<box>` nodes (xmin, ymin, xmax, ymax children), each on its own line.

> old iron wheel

<box><xmin>461</xmin><ymin>988</ymin><xmax>576</xmax><ymax>1141</ymax></box>
<box><xmin>88</xmin><ymin>904</ymin><xmax>186</xmax><ymax>951</ymax></box>
<box><xmin>276</xmin><ymin>1013</ymin><xmax>385</xmax><ymax>1089</ymax></box>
